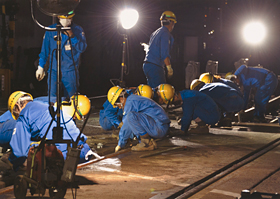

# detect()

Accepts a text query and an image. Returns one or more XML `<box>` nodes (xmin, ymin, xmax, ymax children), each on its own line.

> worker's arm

<box><xmin>69</xmin><ymin>25</ymin><xmax>87</xmax><ymax>53</ymax></box>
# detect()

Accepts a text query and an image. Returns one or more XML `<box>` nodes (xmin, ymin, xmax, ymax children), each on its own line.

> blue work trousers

<box><xmin>143</xmin><ymin>62</ymin><xmax>166</xmax><ymax>88</ymax></box>
<box><xmin>48</xmin><ymin>70</ymin><xmax>78</xmax><ymax>98</ymax></box>
<box><xmin>126</xmin><ymin>111</ymin><xmax>169</xmax><ymax>138</ymax></box>
<box><xmin>254</xmin><ymin>73</ymin><xmax>278</xmax><ymax>117</ymax></box>
<box><xmin>193</xmin><ymin>106</ymin><xmax>220</xmax><ymax>125</ymax></box>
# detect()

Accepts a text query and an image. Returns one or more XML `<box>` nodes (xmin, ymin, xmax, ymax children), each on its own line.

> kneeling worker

<box><xmin>107</xmin><ymin>86</ymin><xmax>170</xmax><ymax>152</ymax></box>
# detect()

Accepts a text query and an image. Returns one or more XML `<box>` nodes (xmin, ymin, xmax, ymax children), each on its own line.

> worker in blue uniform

<box><xmin>191</xmin><ymin>80</ymin><xmax>244</xmax><ymax>114</ymax></box>
<box><xmin>99</xmin><ymin>100</ymin><xmax>123</xmax><ymax>130</ymax></box>
<box><xmin>199</xmin><ymin>72</ymin><xmax>241</xmax><ymax>95</ymax></box>
<box><xmin>234</xmin><ymin>65</ymin><xmax>278</xmax><ymax>122</ymax></box>
<box><xmin>0</xmin><ymin>91</ymin><xmax>93</xmax><ymax>173</ymax></box>
<box><xmin>156</xmin><ymin>84</ymin><xmax>220</xmax><ymax>133</ymax></box>
<box><xmin>107</xmin><ymin>86</ymin><xmax>170</xmax><ymax>152</ymax></box>
<box><xmin>99</xmin><ymin>85</ymin><xmax>154</xmax><ymax>131</ymax></box>
<box><xmin>36</xmin><ymin>11</ymin><xmax>87</xmax><ymax>98</ymax></box>
<box><xmin>142</xmin><ymin>11</ymin><xmax>176</xmax><ymax>88</ymax></box>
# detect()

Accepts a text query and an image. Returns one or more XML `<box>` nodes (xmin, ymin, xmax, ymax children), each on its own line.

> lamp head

<box><xmin>37</xmin><ymin>0</ymin><xmax>80</xmax><ymax>16</ymax></box>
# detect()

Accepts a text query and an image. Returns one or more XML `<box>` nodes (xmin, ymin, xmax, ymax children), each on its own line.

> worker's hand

<box><xmin>141</xmin><ymin>43</ymin><xmax>149</xmax><ymax>53</ymax></box>
<box><xmin>166</xmin><ymin>65</ymin><xmax>173</xmax><ymax>78</ymax></box>
<box><xmin>115</xmin><ymin>145</ymin><xmax>121</xmax><ymax>152</ymax></box>
<box><xmin>118</xmin><ymin>122</ymin><xmax>123</xmax><ymax>129</ymax></box>
<box><xmin>85</xmin><ymin>149</ymin><xmax>95</xmax><ymax>160</ymax></box>
<box><xmin>36</xmin><ymin>66</ymin><xmax>45</xmax><ymax>81</ymax></box>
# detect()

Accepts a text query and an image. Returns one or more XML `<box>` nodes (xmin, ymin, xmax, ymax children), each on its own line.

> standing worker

<box><xmin>234</xmin><ymin>65</ymin><xmax>278</xmax><ymax>122</ymax></box>
<box><xmin>36</xmin><ymin>11</ymin><xmax>87</xmax><ymax>98</ymax></box>
<box><xmin>107</xmin><ymin>86</ymin><xmax>170</xmax><ymax>152</ymax></box>
<box><xmin>142</xmin><ymin>11</ymin><xmax>176</xmax><ymax>88</ymax></box>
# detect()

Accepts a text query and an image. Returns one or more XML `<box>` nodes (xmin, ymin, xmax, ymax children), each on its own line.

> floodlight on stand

<box><xmin>37</xmin><ymin>0</ymin><xmax>80</xmax><ymax>16</ymax></box>
<box><xmin>118</xmin><ymin>9</ymin><xmax>139</xmax><ymax>87</ymax></box>
<box><xmin>119</xmin><ymin>9</ymin><xmax>139</xmax><ymax>29</ymax></box>
<box><xmin>242</xmin><ymin>21</ymin><xmax>266</xmax><ymax>45</ymax></box>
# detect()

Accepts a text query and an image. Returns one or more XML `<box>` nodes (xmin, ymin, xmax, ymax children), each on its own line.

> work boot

<box><xmin>187</xmin><ymin>125</ymin><xmax>209</xmax><ymax>134</ymax></box>
<box><xmin>131</xmin><ymin>134</ymin><xmax>157</xmax><ymax>151</ymax></box>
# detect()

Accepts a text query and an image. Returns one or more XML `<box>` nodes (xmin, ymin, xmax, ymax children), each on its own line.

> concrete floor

<box><xmin>1</xmin><ymin>103</ymin><xmax>280</xmax><ymax>199</ymax></box>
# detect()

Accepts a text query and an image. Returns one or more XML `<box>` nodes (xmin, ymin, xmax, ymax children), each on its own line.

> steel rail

<box><xmin>152</xmin><ymin>137</ymin><xmax>280</xmax><ymax>199</ymax></box>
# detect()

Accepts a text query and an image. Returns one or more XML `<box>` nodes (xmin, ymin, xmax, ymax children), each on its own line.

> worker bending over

<box><xmin>0</xmin><ymin>91</ymin><xmax>93</xmax><ymax>174</ymax></box>
<box><xmin>107</xmin><ymin>86</ymin><xmax>170</xmax><ymax>152</ymax></box>
<box><xmin>234</xmin><ymin>65</ymin><xmax>278</xmax><ymax>122</ymax></box>
<box><xmin>156</xmin><ymin>84</ymin><xmax>220</xmax><ymax>134</ymax></box>
<box><xmin>190</xmin><ymin>80</ymin><xmax>244</xmax><ymax>126</ymax></box>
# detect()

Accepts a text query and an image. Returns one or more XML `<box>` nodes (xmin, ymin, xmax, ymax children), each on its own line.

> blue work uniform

<box><xmin>218</xmin><ymin>78</ymin><xmax>242</xmax><ymax>95</ymax></box>
<box><xmin>234</xmin><ymin>65</ymin><xmax>278</xmax><ymax>117</ymax></box>
<box><xmin>99</xmin><ymin>100</ymin><xmax>123</xmax><ymax>130</ymax></box>
<box><xmin>118</xmin><ymin>95</ymin><xmax>170</xmax><ymax>148</ymax></box>
<box><xmin>8</xmin><ymin>101</ymin><xmax>90</xmax><ymax>169</ymax></box>
<box><xmin>143</xmin><ymin>26</ymin><xmax>174</xmax><ymax>88</ymax></box>
<box><xmin>180</xmin><ymin>90</ymin><xmax>221</xmax><ymax>132</ymax></box>
<box><xmin>39</xmin><ymin>23</ymin><xmax>87</xmax><ymax>98</ymax></box>
<box><xmin>199</xmin><ymin>82</ymin><xmax>244</xmax><ymax>113</ymax></box>
<box><xmin>0</xmin><ymin>96</ymin><xmax>56</xmax><ymax>149</ymax></box>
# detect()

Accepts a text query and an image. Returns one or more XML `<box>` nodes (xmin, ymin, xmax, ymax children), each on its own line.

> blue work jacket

<box><xmin>39</xmin><ymin>23</ymin><xmax>87</xmax><ymax>72</ymax></box>
<box><xmin>9</xmin><ymin>101</ymin><xmax>87</xmax><ymax>160</ymax></box>
<box><xmin>144</xmin><ymin>26</ymin><xmax>174</xmax><ymax>68</ymax></box>
<box><xmin>99</xmin><ymin>100</ymin><xmax>123</xmax><ymax>128</ymax></box>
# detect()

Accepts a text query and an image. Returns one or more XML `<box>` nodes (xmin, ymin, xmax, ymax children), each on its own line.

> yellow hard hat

<box><xmin>107</xmin><ymin>86</ymin><xmax>124</xmax><ymax>107</ymax></box>
<box><xmin>160</xmin><ymin>11</ymin><xmax>177</xmax><ymax>23</ymax></box>
<box><xmin>137</xmin><ymin>84</ymin><xmax>153</xmax><ymax>99</ymax></box>
<box><xmin>8</xmin><ymin>91</ymin><xmax>33</xmax><ymax>120</ymax></box>
<box><xmin>190</xmin><ymin>79</ymin><xmax>205</xmax><ymax>90</ymax></box>
<box><xmin>225</xmin><ymin>72</ymin><xmax>233</xmax><ymax>79</ymax></box>
<box><xmin>199</xmin><ymin>72</ymin><xmax>214</xmax><ymax>83</ymax></box>
<box><xmin>58</xmin><ymin>10</ymin><xmax>75</xmax><ymax>19</ymax></box>
<box><xmin>71</xmin><ymin>94</ymin><xmax>91</xmax><ymax>120</ymax></box>
<box><xmin>158</xmin><ymin>84</ymin><xmax>175</xmax><ymax>104</ymax></box>
<box><xmin>54</xmin><ymin>101</ymin><xmax>75</xmax><ymax>118</ymax></box>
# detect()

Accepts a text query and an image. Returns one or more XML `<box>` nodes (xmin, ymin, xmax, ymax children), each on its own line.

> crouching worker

<box><xmin>107</xmin><ymin>86</ymin><xmax>170</xmax><ymax>152</ymax></box>
<box><xmin>0</xmin><ymin>91</ymin><xmax>93</xmax><ymax>176</ymax></box>
<box><xmin>99</xmin><ymin>84</ymin><xmax>153</xmax><ymax>131</ymax></box>
<box><xmin>156</xmin><ymin>84</ymin><xmax>220</xmax><ymax>134</ymax></box>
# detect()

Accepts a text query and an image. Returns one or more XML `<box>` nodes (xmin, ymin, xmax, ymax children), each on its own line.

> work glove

<box><xmin>36</xmin><ymin>66</ymin><xmax>45</xmax><ymax>81</ymax></box>
<box><xmin>166</xmin><ymin>65</ymin><xmax>173</xmax><ymax>78</ymax></box>
<box><xmin>117</xmin><ymin>122</ymin><xmax>123</xmax><ymax>129</ymax></box>
<box><xmin>115</xmin><ymin>145</ymin><xmax>121</xmax><ymax>153</ymax></box>
<box><xmin>85</xmin><ymin>149</ymin><xmax>95</xmax><ymax>160</ymax></box>
<box><xmin>141</xmin><ymin>43</ymin><xmax>149</xmax><ymax>53</ymax></box>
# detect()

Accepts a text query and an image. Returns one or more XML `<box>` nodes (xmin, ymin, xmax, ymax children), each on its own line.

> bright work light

<box><xmin>242</xmin><ymin>22</ymin><xmax>266</xmax><ymax>45</ymax></box>
<box><xmin>119</xmin><ymin>9</ymin><xmax>139</xmax><ymax>30</ymax></box>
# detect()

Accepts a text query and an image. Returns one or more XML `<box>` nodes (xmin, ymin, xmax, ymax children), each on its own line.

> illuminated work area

<box><xmin>0</xmin><ymin>0</ymin><xmax>279</xmax><ymax>199</ymax></box>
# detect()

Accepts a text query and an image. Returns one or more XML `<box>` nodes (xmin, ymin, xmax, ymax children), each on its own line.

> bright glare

<box><xmin>120</xmin><ymin>9</ymin><xmax>139</xmax><ymax>30</ymax></box>
<box><xmin>242</xmin><ymin>22</ymin><xmax>266</xmax><ymax>44</ymax></box>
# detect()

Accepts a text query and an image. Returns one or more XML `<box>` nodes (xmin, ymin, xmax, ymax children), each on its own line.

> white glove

<box><xmin>115</xmin><ymin>145</ymin><xmax>121</xmax><ymax>152</ymax></box>
<box><xmin>85</xmin><ymin>149</ymin><xmax>95</xmax><ymax>160</ymax></box>
<box><xmin>141</xmin><ymin>43</ymin><xmax>149</xmax><ymax>53</ymax></box>
<box><xmin>166</xmin><ymin>65</ymin><xmax>173</xmax><ymax>78</ymax></box>
<box><xmin>36</xmin><ymin>66</ymin><xmax>45</xmax><ymax>81</ymax></box>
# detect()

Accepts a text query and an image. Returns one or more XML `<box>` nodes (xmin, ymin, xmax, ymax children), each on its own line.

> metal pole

<box><xmin>120</xmin><ymin>34</ymin><xmax>127</xmax><ymax>87</ymax></box>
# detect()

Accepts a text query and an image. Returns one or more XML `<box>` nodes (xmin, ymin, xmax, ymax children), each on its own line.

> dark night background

<box><xmin>2</xmin><ymin>0</ymin><xmax>280</xmax><ymax>99</ymax></box>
